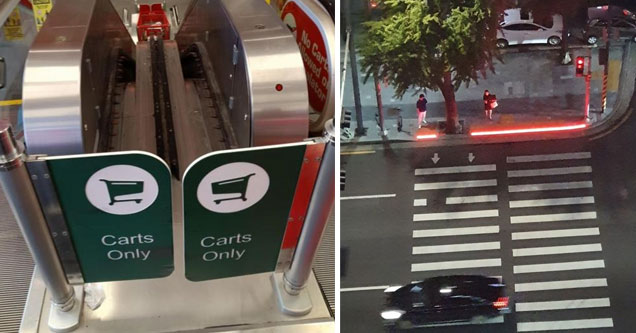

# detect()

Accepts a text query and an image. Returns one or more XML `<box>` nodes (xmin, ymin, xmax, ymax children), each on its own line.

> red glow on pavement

<box><xmin>470</xmin><ymin>123</ymin><xmax>588</xmax><ymax>137</ymax></box>
<box><xmin>416</xmin><ymin>134</ymin><xmax>438</xmax><ymax>140</ymax></box>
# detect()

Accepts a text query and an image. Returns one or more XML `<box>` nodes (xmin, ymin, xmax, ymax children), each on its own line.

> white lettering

<box><xmin>107</xmin><ymin>250</ymin><xmax>123</xmax><ymax>260</ymax></box>
<box><xmin>102</xmin><ymin>235</ymin><xmax>116</xmax><ymax>246</ymax></box>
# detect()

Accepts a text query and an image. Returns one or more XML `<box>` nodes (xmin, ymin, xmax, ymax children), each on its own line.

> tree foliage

<box><xmin>358</xmin><ymin>0</ymin><xmax>509</xmax><ymax>98</ymax></box>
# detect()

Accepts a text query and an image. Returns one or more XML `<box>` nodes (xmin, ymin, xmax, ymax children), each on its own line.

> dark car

<box><xmin>380</xmin><ymin>275</ymin><xmax>510</xmax><ymax>329</ymax></box>
<box><xmin>584</xmin><ymin>18</ymin><xmax>636</xmax><ymax>44</ymax></box>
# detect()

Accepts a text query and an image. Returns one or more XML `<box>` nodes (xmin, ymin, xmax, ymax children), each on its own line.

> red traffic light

<box><xmin>576</xmin><ymin>56</ymin><xmax>585</xmax><ymax>77</ymax></box>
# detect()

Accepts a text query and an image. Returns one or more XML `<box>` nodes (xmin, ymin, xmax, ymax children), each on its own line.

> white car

<box><xmin>497</xmin><ymin>20</ymin><xmax>563</xmax><ymax>48</ymax></box>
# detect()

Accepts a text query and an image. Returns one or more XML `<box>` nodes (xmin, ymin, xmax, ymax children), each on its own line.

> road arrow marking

<box><xmin>468</xmin><ymin>153</ymin><xmax>475</xmax><ymax>163</ymax></box>
<box><xmin>432</xmin><ymin>153</ymin><xmax>440</xmax><ymax>164</ymax></box>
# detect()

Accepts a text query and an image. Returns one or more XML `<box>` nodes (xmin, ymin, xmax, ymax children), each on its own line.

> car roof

<box><xmin>397</xmin><ymin>275</ymin><xmax>503</xmax><ymax>301</ymax></box>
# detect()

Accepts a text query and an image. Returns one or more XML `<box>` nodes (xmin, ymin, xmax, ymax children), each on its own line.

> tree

<box><xmin>358</xmin><ymin>0</ymin><xmax>509</xmax><ymax>134</ymax></box>
<box><xmin>519</xmin><ymin>0</ymin><xmax>589</xmax><ymax>64</ymax></box>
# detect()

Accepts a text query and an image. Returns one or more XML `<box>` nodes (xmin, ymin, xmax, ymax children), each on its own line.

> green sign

<box><xmin>46</xmin><ymin>151</ymin><xmax>173</xmax><ymax>282</ymax></box>
<box><xmin>183</xmin><ymin>143</ymin><xmax>309</xmax><ymax>281</ymax></box>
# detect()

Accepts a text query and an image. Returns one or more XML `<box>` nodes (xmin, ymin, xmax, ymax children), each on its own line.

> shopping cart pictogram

<box><xmin>211</xmin><ymin>173</ymin><xmax>255</xmax><ymax>204</ymax></box>
<box><xmin>100</xmin><ymin>179</ymin><xmax>145</xmax><ymax>205</ymax></box>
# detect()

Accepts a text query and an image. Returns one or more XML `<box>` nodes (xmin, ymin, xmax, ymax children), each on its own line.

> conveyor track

<box><xmin>150</xmin><ymin>37</ymin><xmax>180</xmax><ymax>176</ymax></box>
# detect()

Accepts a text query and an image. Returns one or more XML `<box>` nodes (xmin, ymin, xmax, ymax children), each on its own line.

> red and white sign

<box><xmin>281</xmin><ymin>0</ymin><xmax>334</xmax><ymax>132</ymax></box>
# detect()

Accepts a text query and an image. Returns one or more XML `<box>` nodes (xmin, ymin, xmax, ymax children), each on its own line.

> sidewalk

<box><xmin>342</xmin><ymin>94</ymin><xmax>596</xmax><ymax>143</ymax></box>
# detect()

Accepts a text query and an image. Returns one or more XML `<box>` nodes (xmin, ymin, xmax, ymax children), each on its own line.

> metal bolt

<box><xmin>255</xmin><ymin>24</ymin><xmax>265</xmax><ymax>30</ymax></box>
<box><xmin>55</xmin><ymin>35</ymin><xmax>67</xmax><ymax>42</ymax></box>
<box><xmin>43</xmin><ymin>173</ymin><xmax>50</xmax><ymax>179</ymax></box>
<box><xmin>62</xmin><ymin>231</ymin><xmax>68</xmax><ymax>237</ymax></box>
<box><xmin>52</xmin><ymin>232</ymin><xmax>58</xmax><ymax>237</ymax></box>
<box><xmin>85</xmin><ymin>58</ymin><xmax>92</xmax><ymax>74</ymax></box>
<box><xmin>31</xmin><ymin>175</ymin><xmax>38</xmax><ymax>181</ymax></box>
<box><xmin>244</xmin><ymin>114</ymin><xmax>248</xmax><ymax>120</ymax></box>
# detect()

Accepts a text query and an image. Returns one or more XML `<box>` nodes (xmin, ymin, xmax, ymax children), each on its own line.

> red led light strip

<box><xmin>416</xmin><ymin>134</ymin><xmax>438</xmax><ymax>140</ymax></box>
<box><xmin>471</xmin><ymin>123</ymin><xmax>587</xmax><ymax>137</ymax></box>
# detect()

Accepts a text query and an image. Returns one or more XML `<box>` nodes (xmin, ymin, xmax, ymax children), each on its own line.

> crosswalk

<box><xmin>507</xmin><ymin>152</ymin><xmax>613</xmax><ymax>331</ymax></box>
<box><xmin>411</xmin><ymin>163</ymin><xmax>503</xmax><ymax>278</ymax></box>
<box><xmin>410</xmin><ymin>151</ymin><xmax>614</xmax><ymax>331</ymax></box>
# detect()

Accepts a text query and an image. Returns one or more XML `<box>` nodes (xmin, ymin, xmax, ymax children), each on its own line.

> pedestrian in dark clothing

<box><xmin>416</xmin><ymin>94</ymin><xmax>428</xmax><ymax>128</ymax></box>
<box><xmin>483</xmin><ymin>90</ymin><xmax>497</xmax><ymax>120</ymax></box>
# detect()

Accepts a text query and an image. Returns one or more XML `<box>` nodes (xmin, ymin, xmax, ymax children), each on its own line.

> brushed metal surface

<box><xmin>20</xmin><ymin>180</ymin><xmax>332</xmax><ymax>332</ymax></box>
<box><xmin>22</xmin><ymin>0</ymin><xmax>134</xmax><ymax>156</ymax></box>
<box><xmin>176</xmin><ymin>0</ymin><xmax>309</xmax><ymax>147</ymax></box>
<box><xmin>123</xmin><ymin>41</ymin><xmax>157</xmax><ymax>153</ymax></box>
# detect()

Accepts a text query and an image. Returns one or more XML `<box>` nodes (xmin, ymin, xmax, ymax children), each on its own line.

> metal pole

<box><xmin>0</xmin><ymin>127</ymin><xmax>75</xmax><ymax>311</ymax></box>
<box><xmin>585</xmin><ymin>56</ymin><xmax>591</xmax><ymax>121</ymax></box>
<box><xmin>283</xmin><ymin>120</ymin><xmax>335</xmax><ymax>295</ymax></box>
<box><xmin>340</xmin><ymin>29</ymin><xmax>350</xmax><ymax>109</ymax></box>
<box><xmin>345</xmin><ymin>0</ymin><xmax>365</xmax><ymax>136</ymax></box>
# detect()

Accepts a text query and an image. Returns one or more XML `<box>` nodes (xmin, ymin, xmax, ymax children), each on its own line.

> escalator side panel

<box><xmin>176</xmin><ymin>0</ymin><xmax>309</xmax><ymax>147</ymax></box>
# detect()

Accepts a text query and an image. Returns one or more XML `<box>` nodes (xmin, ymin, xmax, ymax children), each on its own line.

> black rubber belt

<box><xmin>150</xmin><ymin>37</ymin><xmax>180</xmax><ymax>177</ymax></box>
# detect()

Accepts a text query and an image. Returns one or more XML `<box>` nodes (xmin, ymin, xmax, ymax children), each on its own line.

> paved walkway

<box><xmin>342</xmin><ymin>94</ymin><xmax>602</xmax><ymax>143</ymax></box>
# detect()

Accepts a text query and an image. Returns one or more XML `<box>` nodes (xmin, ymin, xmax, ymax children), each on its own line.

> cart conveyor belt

<box><xmin>150</xmin><ymin>36</ymin><xmax>180</xmax><ymax>177</ymax></box>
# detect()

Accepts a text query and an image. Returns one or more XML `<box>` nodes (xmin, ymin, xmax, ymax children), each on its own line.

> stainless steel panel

<box><xmin>176</xmin><ymin>0</ymin><xmax>308</xmax><ymax>147</ymax></box>
<box><xmin>20</xmin><ymin>180</ymin><xmax>333</xmax><ymax>332</ymax></box>
<box><xmin>126</xmin><ymin>41</ymin><xmax>157</xmax><ymax>153</ymax></box>
<box><xmin>22</xmin><ymin>0</ymin><xmax>133</xmax><ymax>156</ymax></box>
<box><xmin>0</xmin><ymin>0</ymin><xmax>20</xmax><ymax>27</ymax></box>
<box><xmin>26</xmin><ymin>158</ymin><xmax>84</xmax><ymax>285</ymax></box>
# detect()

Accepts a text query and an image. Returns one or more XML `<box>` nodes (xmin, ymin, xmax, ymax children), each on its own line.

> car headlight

<box><xmin>383</xmin><ymin>286</ymin><xmax>401</xmax><ymax>293</ymax></box>
<box><xmin>381</xmin><ymin>310</ymin><xmax>405</xmax><ymax>320</ymax></box>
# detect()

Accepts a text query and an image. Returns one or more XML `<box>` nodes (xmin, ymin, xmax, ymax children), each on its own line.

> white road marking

<box><xmin>446</xmin><ymin>194</ymin><xmax>498</xmax><ymax>204</ymax></box>
<box><xmin>516</xmin><ymin>298</ymin><xmax>611</xmax><ymax>312</ymax></box>
<box><xmin>340</xmin><ymin>285</ymin><xmax>390</xmax><ymax>292</ymax></box>
<box><xmin>513</xmin><ymin>260</ymin><xmax>605</xmax><ymax>274</ymax></box>
<box><xmin>414</xmin><ymin>226</ymin><xmax>500</xmax><ymax>238</ymax></box>
<box><xmin>507</xmin><ymin>152</ymin><xmax>591</xmax><ymax>163</ymax></box>
<box><xmin>412</xmin><ymin>258</ymin><xmax>501</xmax><ymax>272</ymax></box>
<box><xmin>414</xmin><ymin>209</ymin><xmax>499</xmax><ymax>222</ymax></box>
<box><xmin>509</xmin><ymin>181</ymin><xmax>593</xmax><ymax>192</ymax></box>
<box><xmin>415</xmin><ymin>164</ymin><xmax>496</xmax><ymax>176</ymax></box>
<box><xmin>512</xmin><ymin>243</ymin><xmax>602</xmax><ymax>257</ymax></box>
<box><xmin>509</xmin><ymin>196</ymin><xmax>594</xmax><ymax>208</ymax></box>
<box><xmin>512</xmin><ymin>227</ymin><xmax>600</xmax><ymax>240</ymax></box>
<box><xmin>510</xmin><ymin>212</ymin><xmax>596</xmax><ymax>224</ymax></box>
<box><xmin>515</xmin><ymin>278</ymin><xmax>608</xmax><ymax>292</ymax></box>
<box><xmin>341</xmin><ymin>194</ymin><xmax>396</xmax><ymax>200</ymax></box>
<box><xmin>415</xmin><ymin>179</ymin><xmax>497</xmax><ymax>191</ymax></box>
<box><xmin>517</xmin><ymin>318</ymin><xmax>613</xmax><ymax>332</ymax></box>
<box><xmin>508</xmin><ymin>166</ymin><xmax>592</xmax><ymax>178</ymax></box>
<box><xmin>413</xmin><ymin>199</ymin><xmax>427</xmax><ymax>206</ymax></box>
<box><xmin>412</xmin><ymin>241</ymin><xmax>500</xmax><ymax>255</ymax></box>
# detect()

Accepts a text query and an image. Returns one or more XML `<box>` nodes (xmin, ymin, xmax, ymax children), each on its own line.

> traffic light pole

<box><xmin>585</xmin><ymin>56</ymin><xmax>591</xmax><ymax>121</ymax></box>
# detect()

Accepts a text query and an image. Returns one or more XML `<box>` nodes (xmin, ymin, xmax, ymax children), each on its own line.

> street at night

<box><xmin>340</xmin><ymin>25</ymin><xmax>636</xmax><ymax>333</ymax></box>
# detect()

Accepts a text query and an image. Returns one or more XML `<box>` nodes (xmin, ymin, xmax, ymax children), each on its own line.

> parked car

<box><xmin>380</xmin><ymin>275</ymin><xmax>510</xmax><ymax>329</ymax></box>
<box><xmin>588</xmin><ymin>5</ymin><xmax>636</xmax><ymax>22</ymax></box>
<box><xmin>497</xmin><ymin>17</ymin><xmax>564</xmax><ymax>48</ymax></box>
<box><xmin>584</xmin><ymin>18</ymin><xmax>636</xmax><ymax>44</ymax></box>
